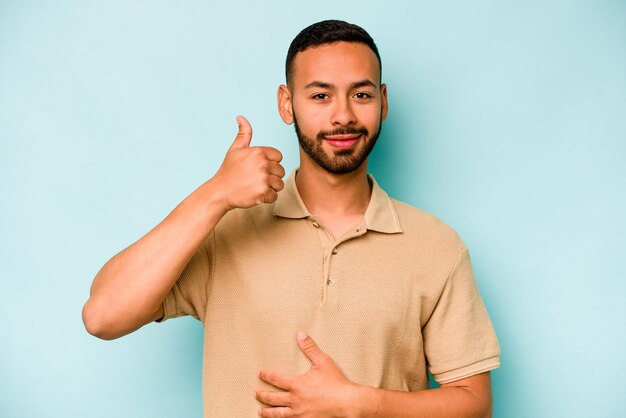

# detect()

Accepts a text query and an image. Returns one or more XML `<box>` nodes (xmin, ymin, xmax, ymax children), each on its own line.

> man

<box><xmin>83</xmin><ymin>20</ymin><xmax>500</xmax><ymax>417</ymax></box>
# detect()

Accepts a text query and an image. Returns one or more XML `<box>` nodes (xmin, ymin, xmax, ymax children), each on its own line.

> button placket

<box><xmin>311</xmin><ymin>217</ymin><xmax>334</xmax><ymax>307</ymax></box>
<box><xmin>311</xmin><ymin>218</ymin><xmax>364</xmax><ymax>308</ymax></box>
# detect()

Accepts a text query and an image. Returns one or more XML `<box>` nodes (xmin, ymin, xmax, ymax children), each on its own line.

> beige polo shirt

<box><xmin>161</xmin><ymin>171</ymin><xmax>500</xmax><ymax>417</ymax></box>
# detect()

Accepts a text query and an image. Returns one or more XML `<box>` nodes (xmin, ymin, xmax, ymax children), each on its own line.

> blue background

<box><xmin>1</xmin><ymin>1</ymin><xmax>625</xmax><ymax>417</ymax></box>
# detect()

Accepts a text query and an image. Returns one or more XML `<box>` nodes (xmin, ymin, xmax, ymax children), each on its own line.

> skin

<box><xmin>83</xmin><ymin>40</ymin><xmax>493</xmax><ymax>417</ymax></box>
<box><xmin>277</xmin><ymin>41</ymin><xmax>388</xmax><ymax>239</ymax></box>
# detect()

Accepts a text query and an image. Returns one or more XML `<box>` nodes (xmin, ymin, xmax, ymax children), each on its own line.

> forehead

<box><xmin>291</xmin><ymin>42</ymin><xmax>381</xmax><ymax>88</ymax></box>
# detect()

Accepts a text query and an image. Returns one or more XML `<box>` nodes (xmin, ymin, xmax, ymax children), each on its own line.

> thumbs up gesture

<box><xmin>213</xmin><ymin>116</ymin><xmax>285</xmax><ymax>210</ymax></box>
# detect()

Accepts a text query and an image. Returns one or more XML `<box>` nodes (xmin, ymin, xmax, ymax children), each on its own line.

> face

<box><xmin>278</xmin><ymin>42</ymin><xmax>388</xmax><ymax>174</ymax></box>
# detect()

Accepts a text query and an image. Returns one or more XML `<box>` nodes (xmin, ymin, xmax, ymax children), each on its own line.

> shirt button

<box><xmin>327</xmin><ymin>278</ymin><xmax>336</xmax><ymax>286</ymax></box>
<box><xmin>332</xmin><ymin>248</ymin><xmax>338</xmax><ymax>255</ymax></box>
<box><xmin>312</xmin><ymin>221</ymin><xmax>320</xmax><ymax>228</ymax></box>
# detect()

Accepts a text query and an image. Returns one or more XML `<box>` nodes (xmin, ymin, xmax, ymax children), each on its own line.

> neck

<box><xmin>295</xmin><ymin>154</ymin><xmax>371</xmax><ymax>219</ymax></box>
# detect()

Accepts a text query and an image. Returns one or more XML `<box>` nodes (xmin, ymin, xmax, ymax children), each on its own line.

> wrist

<box><xmin>346</xmin><ymin>383</ymin><xmax>377</xmax><ymax>418</ymax></box>
<box><xmin>197</xmin><ymin>177</ymin><xmax>232</xmax><ymax>215</ymax></box>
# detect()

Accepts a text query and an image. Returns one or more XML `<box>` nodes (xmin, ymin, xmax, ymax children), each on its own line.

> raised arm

<box><xmin>82</xmin><ymin>116</ymin><xmax>285</xmax><ymax>340</ymax></box>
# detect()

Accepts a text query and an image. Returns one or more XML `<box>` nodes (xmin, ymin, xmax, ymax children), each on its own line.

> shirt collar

<box><xmin>272</xmin><ymin>170</ymin><xmax>311</xmax><ymax>219</ymax></box>
<box><xmin>273</xmin><ymin>170</ymin><xmax>402</xmax><ymax>234</ymax></box>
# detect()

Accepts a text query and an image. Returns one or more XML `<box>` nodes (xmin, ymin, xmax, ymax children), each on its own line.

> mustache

<box><xmin>316</xmin><ymin>126</ymin><xmax>369</xmax><ymax>140</ymax></box>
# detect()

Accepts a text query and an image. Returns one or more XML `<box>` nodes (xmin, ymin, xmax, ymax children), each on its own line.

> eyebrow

<box><xmin>304</xmin><ymin>79</ymin><xmax>378</xmax><ymax>90</ymax></box>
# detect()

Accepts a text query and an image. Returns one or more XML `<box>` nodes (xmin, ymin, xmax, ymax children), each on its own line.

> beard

<box><xmin>293</xmin><ymin>112</ymin><xmax>382</xmax><ymax>174</ymax></box>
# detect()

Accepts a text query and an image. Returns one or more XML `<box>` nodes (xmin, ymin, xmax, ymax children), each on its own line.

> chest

<box><xmin>209</xmin><ymin>222</ymin><xmax>445</xmax><ymax>333</ymax></box>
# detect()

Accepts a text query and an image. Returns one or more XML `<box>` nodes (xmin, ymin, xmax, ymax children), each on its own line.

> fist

<box><xmin>213</xmin><ymin>116</ymin><xmax>285</xmax><ymax>210</ymax></box>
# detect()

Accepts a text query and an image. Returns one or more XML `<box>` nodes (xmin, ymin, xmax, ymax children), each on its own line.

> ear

<box><xmin>277</xmin><ymin>84</ymin><xmax>294</xmax><ymax>124</ymax></box>
<box><xmin>380</xmin><ymin>83</ymin><xmax>389</xmax><ymax>122</ymax></box>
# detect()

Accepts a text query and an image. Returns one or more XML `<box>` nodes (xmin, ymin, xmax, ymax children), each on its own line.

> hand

<box><xmin>213</xmin><ymin>115</ymin><xmax>285</xmax><ymax>210</ymax></box>
<box><xmin>256</xmin><ymin>331</ymin><xmax>360</xmax><ymax>418</ymax></box>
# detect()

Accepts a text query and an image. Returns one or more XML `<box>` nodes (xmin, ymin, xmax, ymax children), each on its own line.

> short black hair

<box><xmin>285</xmin><ymin>20</ymin><xmax>382</xmax><ymax>85</ymax></box>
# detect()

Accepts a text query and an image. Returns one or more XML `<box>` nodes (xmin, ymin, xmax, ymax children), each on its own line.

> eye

<box><xmin>354</xmin><ymin>92</ymin><xmax>373</xmax><ymax>99</ymax></box>
<box><xmin>312</xmin><ymin>93</ymin><xmax>329</xmax><ymax>100</ymax></box>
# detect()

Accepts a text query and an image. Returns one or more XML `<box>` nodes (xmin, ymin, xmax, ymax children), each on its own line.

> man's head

<box><xmin>285</xmin><ymin>20</ymin><xmax>382</xmax><ymax>87</ymax></box>
<box><xmin>278</xmin><ymin>20</ymin><xmax>388</xmax><ymax>175</ymax></box>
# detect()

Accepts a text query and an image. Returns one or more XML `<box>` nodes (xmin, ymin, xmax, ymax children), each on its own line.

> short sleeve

<box><xmin>422</xmin><ymin>247</ymin><xmax>500</xmax><ymax>384</ymax></box>
<box><xmin>158</xmin><ymin>233</ymin><xmax>213</xmax><ymax>323</ymax></box>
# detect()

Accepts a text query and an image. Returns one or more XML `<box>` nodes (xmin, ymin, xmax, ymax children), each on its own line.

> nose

<box><xmin>331</xmin><ymin>96</ymin><xmax>356</xmax><ymax>126</ymax></box>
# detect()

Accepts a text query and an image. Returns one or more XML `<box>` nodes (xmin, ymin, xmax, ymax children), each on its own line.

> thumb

<box><xmin>231</xmin><ymin>115</ymin><xmax>253</xmax><ymax>148</ymax></box>
<box><xmin>297</xmin><ymin>331</ymin><xmax>327</xmax><ymax>366</ymax></box>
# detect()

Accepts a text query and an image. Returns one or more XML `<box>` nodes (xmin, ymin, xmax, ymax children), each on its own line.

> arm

<box><xmin>82</xmin><ymin>116</ymin><xmax>285</xmax><ymax>340</ymax></box>
<box><xmin>257</xmin><ymin>332</ymin><xmax>492</xmax><ymax>418</ymax></box>
<box><xmin>355</xmin><ymin>373</ymin><xmax>492</xmax><ymax>418</ymax></box>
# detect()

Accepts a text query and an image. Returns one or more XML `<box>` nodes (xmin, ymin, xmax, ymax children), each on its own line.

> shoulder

<box><xmin>390</xmin><ymin>198</ymin><xmax>466</xmax><ymax>256</ymax></box>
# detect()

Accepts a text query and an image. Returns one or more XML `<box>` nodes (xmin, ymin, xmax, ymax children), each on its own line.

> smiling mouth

<box><xmin>324</xmin><ymin>134</ymin><xmax>362</xmax><ymax>148</ymax></box>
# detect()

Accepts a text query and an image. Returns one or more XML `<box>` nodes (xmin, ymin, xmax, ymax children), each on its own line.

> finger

<box><xmin>258</xmin><ymin>369</ymin><xmax>293</xmax><ymax>391</ymax></box>
<box><xmin>268</xmin><ymin>175</ymin><xmax>284</xmax><ymax>193</ymax></box>
<box><xmin>296</xmin><ymin>331</ymin><xmax>328</xmax><ymax>367</ymax></box>
<box><xmin>257</xmin><ymin>188</ymin><xmax>278</xmax><ymax>205</ymax></box>
<box><xmin>258</xmin><ymin>406</ymin><xmax>292</xmax><ymax>418</ymax></box>
<box><xmin>260</xmin><ymin>146</ymin><xmax>283</xmax><ymax>162</ymax></box>
<box><xmin>255</xmin><ymin>390</ymin><xmax>292</xmax><ymax>407</ymax></box>
<box><xmin>231</xmin><ymin>115</ymin><xmax>253</xmax><ymax>149</ymax></box>
<box><xmin>267</xmin><ymin>161</ymin><xmax>286</xmax><ymax>178</ymax></box>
